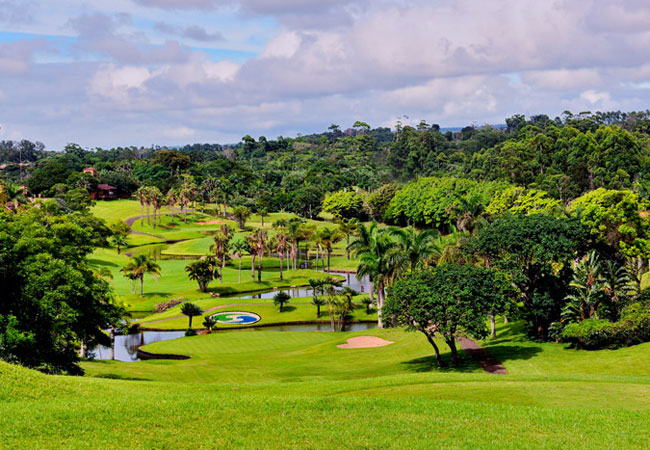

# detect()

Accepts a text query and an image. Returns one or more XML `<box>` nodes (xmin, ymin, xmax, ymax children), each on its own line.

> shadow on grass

<box><xmin>402</xmin><ymin>344</ymin><xmax>542</xmax><ymax>373</ymax></box>
<box><xmin>88</xmin><ymin>258</ymin><xmax>119</xmax><ymax>267</ymax></box>
<box><xmin>91</xmin><ymin>373</ymin><xmax>151</xmax><ymax>381</ymax></box>
<box><xmin>402</xmin><ymin>353</ymin><xmax>478</xmax><ymax>373</ymax></box>
<box><xmin>279</xmin><ymin>306</ymin><xmax>297</xmax><ymax>313</ymax></box>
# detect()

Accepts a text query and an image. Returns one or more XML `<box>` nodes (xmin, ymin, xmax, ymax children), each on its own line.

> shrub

<box><xmin>560</xmin><ymin>319</ymin><xmax>615</xmax><ymax>349</ymax></box>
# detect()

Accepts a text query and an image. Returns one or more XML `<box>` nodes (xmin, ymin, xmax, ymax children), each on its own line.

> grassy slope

<box><xmin>2</xmin><ymin>324</ymin><xmax>650</xmax><ymax>448</ymax></box>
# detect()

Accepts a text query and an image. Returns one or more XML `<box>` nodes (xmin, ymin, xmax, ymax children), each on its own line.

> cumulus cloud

<box><xmin>4</xmin><ymin>0</ymin><xmax>650</xmax><ymax>148</ymax></box>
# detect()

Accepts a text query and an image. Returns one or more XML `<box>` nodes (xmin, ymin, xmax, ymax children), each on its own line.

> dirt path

<box><xmin>457</xmin><ymin>337</ymin><xmax>507</xmax><ymax>375</ymax></box>
<box><xmin>139</xmin><ymin>303</ymin><xmax>262</xmax><ymax>325</ymax></box>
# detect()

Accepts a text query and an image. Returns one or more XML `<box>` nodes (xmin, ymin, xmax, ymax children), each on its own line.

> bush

<box><xmin>560</xmin><ymin>302</ymin><xmax>650</xmax><ymax>349</ymax></box>
<box><xmin>184</xmin><ymin>329</ymin><xmax>197</xmax><ymax>337</ymax></box>
<box><xmin>560</xmin><ymin>319</ymin><xmax>615</xmax><ymax>349</ymax></box>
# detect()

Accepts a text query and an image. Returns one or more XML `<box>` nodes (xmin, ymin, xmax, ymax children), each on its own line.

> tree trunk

<box><xmin>257</xmin><ymin>254</ymin><xmax>263</xmax><ymax>282</ymax></box>
<box><xmin>369</xmin><ymin>281</ymin><xmax>374</xmax><ymax>302</ymax></box>
<box><xmin>317</xmin><ymin>304</ymin><xmax>321</xmax><ymax>318</ymax></box>
<box><xmin>140</xmin><ymin>203</ymin><xmax>144</xmax><ymax>226</ymax></box>
<box><xmin>238</xmin><ymin>257</ymin><xmax>242</xmax><ymax>283</ymax></box>
<box><xmin>251</xmin><ymin>254</ymin><xmax>256</xmax><ymax>280</ymax></box>
<box><xmin>489</xmin><ymin>312</ymin><xmax>496</xmax><ymax>338</ymax></box>
<box><xmin>279</xmin><ymin>255</ymin><xmax>284</xmax><ymax>281</ymax></box>
<box><xmin>140</xmin><ymin>276</ymin><xmax>144</xmax><ymax>297</ymax></box>
<box><xmin>221</xmin><ymin>255</ymin><xmax>225</xmax><ymax>283</ymax></box>
<box><xmin>327</xmin><ymin>250</ymin><xmax>331</xmax><ymax>272</ymax></box>
<box><xmin>315</xmin><ymin>246</ymin><xmax>320</xmax><ymax>271</ymax></box>
<box><xmin>446</xmin><ymin>338</ymin><xmax>458</xmax><ymax>365</ymax></box>
<box><xmin>261</xmin><ymin>215</ymin><xmax>264</xmax><ymax>227</ymax></box>
<box><xmin>189</xmin><ymin>316</ymin><xmax>193</xmax><ymax>328</ymax></box>
<box><xmin>146</xmin><ymin>203</ymin><xmax>150</xmax><ymax>226</ymax></box>
<box><xmin>346</xmin><ymin>234</ymin><xmax>350</xmax><ymax>260</ymax></box>
<box><xmin>110</xmin><ymin>326</ymin><xmax>115</xmax><ymax>361</ymax></box>
<box><xmin>424</xmin><ymin>333</ymin><xmax>444</xmax><ymax>367</ymax></box>
<box><xmin>376</xmin><ymin>282</ymin><xmax>385</xmax><ymax>328</ymax></box>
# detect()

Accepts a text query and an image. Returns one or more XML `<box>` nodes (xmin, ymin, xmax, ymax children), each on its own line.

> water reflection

<box><xmin>224</xmin><ymin>273</ymin><xmax>370</xmax><ymax>299</ymax></box>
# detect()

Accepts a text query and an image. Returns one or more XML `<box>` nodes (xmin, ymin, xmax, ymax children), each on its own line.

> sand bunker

<box><xmin>336</xmin><ymin>336</ymin><xmax>394</xmax><ymax>349</ymax></box>
<box><xmin>196</xmin><ymin>219</ymin><xmax>224</xmax><ymax>225</ymax></box>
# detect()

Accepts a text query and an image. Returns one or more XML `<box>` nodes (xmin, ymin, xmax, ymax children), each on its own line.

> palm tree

<box><xmin>253</xmin><ymin>229</ymin><xmax>268</xmax><ymax>282</ymax></box>
<box><xmin>149</xmin><ymin>186</ymin><xmax>163</xmax><ymax>229</ymax></box>
<box><xmin>337</xmin><ymin>218</ymin><xmax>359</xmax><ymax>260</ymax></box>
<box><xmin>286</xmin><ymin>219</ymin><xmax>307</xmax><ymax>270</ymax></box>
<box><xmin>348</xmin><ymin>221</ymin><xmax>380</xmax><ymax>302</ymax></box>
<box><xmin>309</xmin><ymin>278</ymin><xmax>325</xmax><ymax>317</ymax></box>
<box><xmin>601</xmin><ymin>259</ymin><xmax>633</xmax><ymax>304</ymax></box>
<box><xmin>562</xmin><ymin>252</ymin><xmax>605</xmax><ymax>322</ymax></box>
<box><xmin>120</xmin><ymin>254</ymin><xmax>161</xmax><ymax>297</ymax></box>
<box><xmin>111</xmin><ymin>234</ymin><xmax>127</xmax><ymax>254</ymax></box>
<box><xmin>273</xmin><ymin>291</ymin><xmax>291</xmax><ymax>312</ymax></box>
<box><xmin>321</xmin><ymin>276</ymin><xmax>343</xmax><ymax>331</ymax></box>
<box><xmin>317</xmin><ymin>226</ymin><xmax>344</xmax><ymax>272</ymax></box>
<box><xmin>180</xmin><ymin>302</ymin><xmax>203</xmax><ymax>328</ymax></box>
<box><xmin>245</xmin><ymin>233</ymin><xmax>257</xmax><ymax>281</ymax></box>
<box><xmin>454</xmin><ymin>193</ymin><xmax>487</xmax><ymax>234</ymax></box>
<box><xmin>389</xmin><ymin>226</ymin><xmax>440</xmax><ymax>272</ymax></box>
<box><xmin>136</xmin><ymin>187</ymin><xmax>147</xmax><ymax>226</ymax></box>
<box><xmin>203</xmin><ymin>315</ymin><xmax>217</xmax><ymax>333</ymax></box>
<box><xmin>167</xmin><ymin>187</ymin><xmax>178</xmax><ymax>222</ymax></box>
<box><xmin>230</xmin><ymin>239</ymin><xmax>249</xmax><ymax>284</ymax></box>
<box><xmin>185</xmin><ymin>256</ymin><xmax>218</xmax><ymax>292</ymax></box>
<box><xmin>210</xmin><ymin>224</ymin><xmax>234</xmax><ymax>282</ymax></box>
<box><xmin>273</xmin><ymin>232</ymin><xmax>288</xmax><ymax>281</ymax></box>
<box><xmin>355</xmin><ymin>228</ymin><xmax>402</xmax><ymax>328</ymax></box>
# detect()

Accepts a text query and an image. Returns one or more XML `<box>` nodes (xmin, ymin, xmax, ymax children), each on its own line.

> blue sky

<box><xmin>1</xmin><ymin>0</ymin><xmax>650</xmax><ymax>149</ymax></box>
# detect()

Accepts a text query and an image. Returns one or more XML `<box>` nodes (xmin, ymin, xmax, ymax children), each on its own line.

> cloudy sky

<box><xmin>1</xmin><ymin>0</ymin><xmax>650</xmax><ymax>149</ymax></box>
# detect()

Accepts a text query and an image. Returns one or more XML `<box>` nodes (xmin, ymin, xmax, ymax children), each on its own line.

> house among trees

<box><xmin>93</xmin><ymin>184</ymin><xmax>118</xmax><ymax>200</ymax></box>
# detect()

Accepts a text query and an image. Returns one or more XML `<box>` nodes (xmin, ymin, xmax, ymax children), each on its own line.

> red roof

<box><xmin>97</xmin><ymin>184</ymin><xmax>116</xmax><ymax>190</ymax></box>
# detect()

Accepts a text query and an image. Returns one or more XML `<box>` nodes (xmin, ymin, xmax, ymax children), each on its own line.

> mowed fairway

<box><xmin>2</xmin><ymin>324</ymin><xmax>650</xmax><ymax>449</ymax></box>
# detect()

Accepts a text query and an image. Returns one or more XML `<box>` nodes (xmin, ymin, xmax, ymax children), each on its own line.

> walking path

<box><xmin>457</xmin><ymin>337</ymin><xmax>507</xmax><ymax>374</ymax></box>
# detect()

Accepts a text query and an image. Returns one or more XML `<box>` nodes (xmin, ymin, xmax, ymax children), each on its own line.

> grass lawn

<box><xmin>137</xmin><ymin>298</ymin><xmax>376</xmax><ymax>330</ymax></box>
<box><xmin>90</xmin><ymin>247</ymin><xmax>341</xmax><ymax>312</ymax></box>
<box><xmin>2</xmin><ymin>323</ymin><xmax>650</xmax><ymax>448</ymax></box>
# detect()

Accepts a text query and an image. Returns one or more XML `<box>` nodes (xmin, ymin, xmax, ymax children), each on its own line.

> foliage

<box><xmin>185</xmin><ymin>257</ymin><xmax>219</xmax><ymax>292</ymax></box>
<box><xmin>180</xmin><ymin>302</ymin><xmax>203</xmax><ymax>328</ymax></box>
<box><xmin>0</xmin><ymin>202</ymin><xmax>125</xmax><ymax>374</ymax></box>
<box><xmin>385</xmin><ymin>264</ymin><xmax>516</xmax><ymax>366</ymax></box>
<box><xmin>232</xmin><ymin>205</ymin><xmax>251</xmax><ymax>229</ymax></box>
<box><xmin>322</xmin><ymin>190</ymin><xmax>366</xmax><ymax>220</ymax></box>
<box><xmin>273</xmin><ymin>291</ymin><xmax>291</xmax><ymax>312</ymax></box>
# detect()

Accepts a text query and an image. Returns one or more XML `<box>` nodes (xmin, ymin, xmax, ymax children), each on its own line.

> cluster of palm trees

<box><xmin>135</xmin><ymin>186</ymin><xmax>164</xmax><ymax>228</ymax></box>
<box><xmin>308</xmin><ymin>277</ymin><xmax>358</xmax><ymax>331</ymax></box>
<box><xmin>350</xmin><ymin>222</ymin><xmax>441</xmax><ymax>327</ymax></box>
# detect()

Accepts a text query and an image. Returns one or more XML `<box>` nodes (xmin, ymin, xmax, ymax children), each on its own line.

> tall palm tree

<box><xmin>252</xmin><ymin>229</ymin><xmax>268</xmax><ymax>282</ymax></box>
<box><xmin>308</xmin><ymin>278</ymin><xmax>325</xmax><ymax>317</ymax></box>
<box><xmin>321</xmin><ymin>276</ymin><xmax>343</xmax><ymax>331</ymax></box>
<box><xmin>348</xmin><ymin>221</ymin><xmax>380</xmax><ymax>302</ymax></box>
<box><xmin>273</xmin><ymin>232</ymin><xmax>289</xmax><ymax>281</ymax></box>
<box><xmin>149</xmin><ymin>186</ymin><xmax>163</xmax><ymax>229</ymax></box>
<box><xmin>230</xmin><ymin>240</ymin><xmax>249</xmax><ymax>284</ymax></box>
<box><xmin>389</xmin><ymin>226</ymin><xmax>440</xmax><ymax>272</ymax></box>
<box><xmin>136</xmin><ymin>187</ymin><xmax>146</xmax><ymax>226</ymax></box>
<box><xmin>355</xmin><ymin>228</ymin><xmax>402</xmax><ymax>328</ymax></box>
<box><xmin>337</xmin><ymin>218</ymin><xmax>359</xmax><ymax>260</ymax></box>
<box><xmin>167</xmin><ymin>187</ymin><xmax>178</xmax><ymax>222</ymax></box>
<box><xmin>210</xmin><ymin>225</ymin><xmax>234</xmax><ymax>283</ymax></box>
<box><xmin>317</xmin><ymin>226</ymin><xmax>344</xmax><ymax>272</ymax></box>
<box><xmin>245</xmin><ymin>232</ymin><xmax>258</xmax><ymax>281</ymax></box>
<box><xmin>120</xmin><ymin>254</ymin><xmax>161</xmax><ymax>297</ymax></box>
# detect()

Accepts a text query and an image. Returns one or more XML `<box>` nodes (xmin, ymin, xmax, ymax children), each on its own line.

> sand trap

<box><xmin>336</xmin><ymin>336</ymin><xmax>394</xmax><ymax>349</ymax></box>
<box><xmin>196</xmin><ymin>219</ymin><xmax>224</xmax><ymax>225</ymax></box>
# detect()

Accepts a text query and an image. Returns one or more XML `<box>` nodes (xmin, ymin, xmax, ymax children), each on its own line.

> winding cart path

<box><xmin>457</xmin><ymin>337</ymin><xmax>508</xmax><ymax>375</ymax></box>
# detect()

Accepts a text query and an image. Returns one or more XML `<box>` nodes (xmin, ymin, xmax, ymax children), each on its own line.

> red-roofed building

<box><xmin>93</xmin><ymin>184</ymin><xmax>117</xmax><ymax>200</ymax></box>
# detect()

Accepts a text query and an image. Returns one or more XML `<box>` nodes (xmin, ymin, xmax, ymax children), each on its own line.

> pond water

<box><xmin>225</xmin><ymin>273</ymin><xmax>371</xmax><ymax>299</ymax></box>
<box><xmin>91</xmin><ymin>322</ymin><xmax>378</xmax><ymax>362</ymax></box>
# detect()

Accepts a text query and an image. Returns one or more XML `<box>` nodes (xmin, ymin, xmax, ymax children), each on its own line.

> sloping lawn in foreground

<box><xmin>2</xmin><ymin>323</ymin><xmax>650</xmax><ymax>448</ymax></box>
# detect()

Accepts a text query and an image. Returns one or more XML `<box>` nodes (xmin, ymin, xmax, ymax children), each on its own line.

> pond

<box><xmin>225</xmin><ymin>273</ymin><xmax>372</xmax><ymax>299</ymax></box>
<box><xmin>91</xmin><ymin>322</ymin><xmax>378</xmax><ymax>362</ymax></box>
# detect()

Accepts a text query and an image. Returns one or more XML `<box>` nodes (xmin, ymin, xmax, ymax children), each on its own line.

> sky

<box><xmin>2</xmin><ymin>0</ymin><xmax>650</xmax><ymax>149</ymax></box>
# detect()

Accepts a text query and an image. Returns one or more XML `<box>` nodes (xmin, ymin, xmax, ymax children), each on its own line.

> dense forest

<box><xmin>3</xmin><ymin>110</ymin><xmax>650</xmax><ymax>218</ymax></box>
